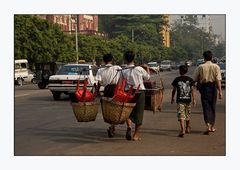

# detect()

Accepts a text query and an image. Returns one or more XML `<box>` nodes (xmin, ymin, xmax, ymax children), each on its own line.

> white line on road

<box><xmin>15</xmin><ymin>93</ymin><xmax>30</xmax><ymax>98</ymax></box>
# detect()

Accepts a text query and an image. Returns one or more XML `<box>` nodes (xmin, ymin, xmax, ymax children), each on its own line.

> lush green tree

<box><xmin>14</xmin><ymin>15</ymin><xmax>75</xmax><ymax>64</ymax></box>
<box><xmin>170</xmin><ymin>15</ymin><xmax>223</xmax><ymax>62</ymax></box>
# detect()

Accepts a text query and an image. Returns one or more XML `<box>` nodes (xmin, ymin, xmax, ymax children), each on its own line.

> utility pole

<box><xmin>75</xmin><ymin>15</ymin><xmax>79</xmax><ymax>64</ymax></box>
<box><xmin>131</xmin><ymin>29</ymin><xmax>134</xmax><ymax>42</ymax></box>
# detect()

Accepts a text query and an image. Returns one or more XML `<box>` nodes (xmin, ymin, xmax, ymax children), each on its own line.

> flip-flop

<box><xmin>132</xmin><ymin>137</ymin><xmax>141</xmax><ymax>141</ymax></box>
<box><xmin>178</xmin><ymin>133</ymin><xmax>184</xmax><ymax>138</ymax></box>
<box><xmin>210</xmin><ymin>128</ymin><xmax>217</xmax><ymax>132</ymax></box>
<box><xmin>107</xmin><ymin>129</ymin><xmax>114</xmax><ymax>138</ymax></box>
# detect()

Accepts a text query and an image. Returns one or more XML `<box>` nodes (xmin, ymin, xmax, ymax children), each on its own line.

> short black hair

<box><xmin>179</xmin><ymin>65</ymin><xmax>188</xmax><ymax>75</ymax></box>
<box><xmin>124</xmin><ymin>51</ymin><xmax>135</xmax><ymax>63</ymax></box>
<box><xmin>203</xmin><ymin>50</ymin><xmax>213</xmax><ymax>61</ymax></box>
<box><xmin>103</xmin><ymin>53</ymin><xmax>113</xmax><ymax>63</ymax></box>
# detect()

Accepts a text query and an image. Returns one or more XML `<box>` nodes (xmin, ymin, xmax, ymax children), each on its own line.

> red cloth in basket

<box><xmin>75</xmin><ymin>78</ymin><xmax>96</xmax><ymax>102</ymax></box>
<box><xmin>112</xmin><ymin>79</ymin><xmax>140</xmax><ymax>103</ymax></box>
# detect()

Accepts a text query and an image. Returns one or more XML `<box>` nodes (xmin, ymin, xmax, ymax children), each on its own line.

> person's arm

<box><xmin>216</xmin><ymin>65</ymin><xmax>223</xmax><ymax>99</ymax></box>
<box><xmin>171</xmin><ymin>86</ymin><xmax>176</xmax><ymax>104</ymax></box>
<box><xmin>217</xmin><ymin>80</ymin><xmax>222</xmax><ymax>99</ymax></box>
<box><xmin>140</xmin><ymin>65</ymin><xmax>150</xmax><ymax>80</ymax></box>
<box><xmin>141</xmin><ymin>64</ymin><xmax>150</xmax><ymax>74</ymax></box>
<box><xmin>191</xmin><ymin>86</ymin><xmax>196</xmax><ymax>106</ymax></box>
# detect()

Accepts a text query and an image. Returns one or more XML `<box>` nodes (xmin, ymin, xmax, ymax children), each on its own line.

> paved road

<box><xmin>14</xmin><ymin>67</ymin><xmax>225</xmax><ymax>156</ymax></box>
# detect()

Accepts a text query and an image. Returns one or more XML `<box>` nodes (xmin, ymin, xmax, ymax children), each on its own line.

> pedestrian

<box><xmin>192</xmin><ymin>50</ymin><xmax>222</xmax><ymax>135</ymax></box>
<box><xmin>95</xmin><ymin>53</ymin><xmax>122</xmax><ymax>137</ymax></box>
<box><xmin>121</xmin><ymin>51</ymin><xmax>150</xmax><ymax>141</ymax></box>
<box><xmin>171</xmin><ymin>65</ymin><xmax>196</xmax><ymax>137</ymax></box>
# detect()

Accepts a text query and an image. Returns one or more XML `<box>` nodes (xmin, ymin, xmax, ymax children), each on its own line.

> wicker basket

<box><xmin>101</xmin><ymin>97</ymin><xmax>136</xmax><ymax>125</ymax></box>
<box><xmin>71</xmin><ymin>101</ymin><xmax>99</xmax><ymax>122</ymax></box>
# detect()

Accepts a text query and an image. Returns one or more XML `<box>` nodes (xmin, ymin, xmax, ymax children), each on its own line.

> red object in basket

<box><xmin>112</xmin><ymin>79</ymin><xmax>140</xmax><ymax>103</ymax></box>
<box><xmin>75</xmin><ymin>78</ymin><xmax>96</xmax><ymax>102</ymax></box>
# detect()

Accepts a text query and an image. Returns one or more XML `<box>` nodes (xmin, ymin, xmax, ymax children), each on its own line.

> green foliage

<box><xmin>170</xmin><ymin>15</ymin><xmax>225</xmax><ymax>62</ymax></box>
<box><xmin>14</xmin><ymin>15</ymin><xmax>75</xmax><ymax>64</ymax></box>
<box><xmin>15</xmin><ymin>14</ymin><xmax>225</xmax><ymax>67</ymax></box>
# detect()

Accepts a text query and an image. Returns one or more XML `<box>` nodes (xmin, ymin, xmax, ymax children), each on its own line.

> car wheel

<box><xmin>52</xmin><ymin>92</ymin><xmax>61</xmax><ymax>100</ymax></box>
<box><xmin>38</xmin><ymin>82</ymin><xmax>47</xmax><ymax>89</ymax></box>
<box><xmin>31</xmin><ymin>78</ymin><xmax>37</xmax><ymax>84</ymax></box>
<box><xmin>17</xmin><ymin>77</ymin><xmax>23</xmax><ymax>86</ymax></box>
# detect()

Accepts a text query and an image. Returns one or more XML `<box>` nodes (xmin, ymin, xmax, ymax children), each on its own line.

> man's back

<box><xmin>193</xmin><ymin>61</ymin><xmax>221</xmax><ymax>84</ymax></box>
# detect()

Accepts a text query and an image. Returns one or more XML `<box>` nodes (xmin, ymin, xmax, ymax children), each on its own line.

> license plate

<box><xmin>62</xmin><ymin>80</ymin><xmax>72</xmax><ymax>84</ymax></box>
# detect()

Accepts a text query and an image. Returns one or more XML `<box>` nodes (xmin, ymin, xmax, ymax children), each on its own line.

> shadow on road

<box><xmin>30</xmin><ymin>126</ymin><xmax>128</xmax><ymax>144</ymax></box>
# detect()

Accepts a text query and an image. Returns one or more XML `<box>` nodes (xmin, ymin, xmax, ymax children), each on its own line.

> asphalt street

<box><xmin>14</xmin><ymin>66</ymin><xmax>225</xmax><ymax>156</ymax></box>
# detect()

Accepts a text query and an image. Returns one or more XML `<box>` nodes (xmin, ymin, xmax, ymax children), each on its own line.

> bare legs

<box><xmin>179</xmin><ymin>120</ymin><xmax>191</xmax><ymax>137</ymax></box>
<box><xmin>126</xmin><ymin>118</ymin><xmax>141</xmax><ymax>141</ymax></box>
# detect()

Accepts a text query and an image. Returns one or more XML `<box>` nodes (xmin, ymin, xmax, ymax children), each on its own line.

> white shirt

<box><xmin>95</xmin><ymin>64</ymin><xmax>121</xmax><ymax>87</ymax></box>
<box><xmin>121</xmin><ymin>64</ymin><xmax>150</xmax><ymax>90</ymax></box>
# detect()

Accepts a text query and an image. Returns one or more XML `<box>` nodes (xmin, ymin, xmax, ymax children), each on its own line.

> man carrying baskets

<box><xmin>122</xmin><ymin>51</ymin><xmax>150</xmax><ymax>141</ymax></box>
<box><xmin>95</xmin><ymin>53</ymin><xmax>122</xmax><ymax>137</ymax></box>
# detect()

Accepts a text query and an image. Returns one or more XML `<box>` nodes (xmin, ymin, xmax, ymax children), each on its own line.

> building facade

<box><xmin>36</xmin><ymin>14</ymin><xmax>99</xmax><ymax>35</ymax></box>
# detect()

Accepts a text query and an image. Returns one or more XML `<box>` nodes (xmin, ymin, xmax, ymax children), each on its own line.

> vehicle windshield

<box><xmin>161</xmin><ymin>61</ymin><xmax>170</xmax><ymax>65</ymax></box>
<box><xmin>148</xmin><ymin>63</ymin><xmax>158</xmax><ymax>67</ymax></box>
<box><xmin>56</xmin><ymin>65</ymin><xmax>89</xmax><ymax>75</ymax></box>
<box><xmin>219</xmin><ymin>63</ymin><xmax>225</xmax><ymax>70</ymax></box>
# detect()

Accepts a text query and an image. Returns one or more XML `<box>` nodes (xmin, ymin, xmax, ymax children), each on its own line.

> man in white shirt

<box><xmin>122</xmin><ymin>51</ymin><xmax>150</xmax><ymax>141</ymax></box>
<box><xmin>95</xmin><ymin>53</ymin><xmax>121</xmax><ymax>137</ymax></box>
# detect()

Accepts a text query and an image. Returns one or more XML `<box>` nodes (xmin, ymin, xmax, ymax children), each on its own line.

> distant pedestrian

<box><xmin>122</xmin><ymin>51</ymin><xmax>150</xmax><ymax>141</ymax></box>
<box><xmin>171</xmin><ymin>65</ymin><xmax>196</xmax><ymax>137</ymax></box>
<box><xmin>192</xmin><ymin>50</ymin><xmax>222</xmax><ymax>135</ymax></box>
<box><xmin>95</xmin><ymin>53</ymin><xmax>121</xmax><ymax>137</ymax></box>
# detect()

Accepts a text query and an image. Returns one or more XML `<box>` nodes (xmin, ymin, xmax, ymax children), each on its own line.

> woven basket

<box><xmin>71</xmin><ymin>101</ymin><xmax>99</xmax><ymax>122</ymax></box>
<box><xmin>101</xmin><ymin>97</ymin><xmax>136</xmax><ymax>125</ymax></box>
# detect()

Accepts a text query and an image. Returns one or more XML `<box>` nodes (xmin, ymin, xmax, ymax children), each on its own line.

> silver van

<box><xmin>160</xmin><ymin>60</ymin><xmax>171</xmax><ymax>71</ymax></box>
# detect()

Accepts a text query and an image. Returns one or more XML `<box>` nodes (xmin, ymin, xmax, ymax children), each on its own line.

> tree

<box><xmin>14</xmin><ymin>15</ymin><xmax>75</xmax><ymax>64</ymax></box>
<box><xmin>170</xmin><ymin>15</ymin><xmax>222</xmax><ymax>62</ymax></box>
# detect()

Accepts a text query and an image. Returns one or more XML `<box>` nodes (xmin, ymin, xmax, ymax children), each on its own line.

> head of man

<box><xmin>203</xmin><ymin>50</ymin><xmax>213</xmax><ymax>61</ymax></box>
<box><xmin>103</xmin><ymin>53</ymin><xmax>113</xmax><ymax>64</ymax></box>
<box><xmin>124</xmin><ymin>51</ymin><xmax>135</xmax><ymax>64</ymax></box>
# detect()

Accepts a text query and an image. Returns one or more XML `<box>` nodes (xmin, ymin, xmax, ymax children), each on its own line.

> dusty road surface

<box><xmin>14</xmin><ymin>66</ymin><xmax>225</xmax><ymax>156</ymax></box>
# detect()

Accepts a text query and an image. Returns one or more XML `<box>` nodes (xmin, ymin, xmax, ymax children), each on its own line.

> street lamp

<box><xmin>72</xmin><ymin>15</ymin><xmax>79</xmax><ymax>64</ymax></box>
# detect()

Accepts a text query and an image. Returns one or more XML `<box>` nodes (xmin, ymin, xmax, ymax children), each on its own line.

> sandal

<box><xmin>107</xmin><ymin>129</ymin><xmax>114</xmax><ymax>138</ymax></box>
<box><xmin>210</xmin><ymin>128</ymin><xmax>217</xmax><ymax>132</ymax></box>
<box><xmin>178</xmin><ymin>132</ymin><xmax>184</xmax><ymax>138</ymax></box>
<box><xmin>132</xmin><ymin>137</ymin><xmax>141</xmax><ymax>141</ymax></box>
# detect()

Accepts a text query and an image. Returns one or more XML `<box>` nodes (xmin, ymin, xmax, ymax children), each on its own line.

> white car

<box><xmin>48</xmin><ymin>64</ymin><xmax>97</xmax><ymax>100</ymax></box>
<box><xmin>147</xmin><ymin>62</ymin><xmax>160</xmax><ymax>73</ymax></box>
<box><xmin>15</xmin><ymin>59</ymin><xmax>36</xmax><ymax>85</ymax></box>
<box><xmin>160</xmin><ymin>60</ymin><xmax>172</xmax><ymax>71</ymax></box>
<box><xmin>218</xmin><ymin>63</ymin><xmax>226</xmax><ymax>87</ymax></box>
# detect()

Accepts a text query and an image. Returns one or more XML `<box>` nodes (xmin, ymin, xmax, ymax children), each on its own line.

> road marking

<box><xmin>15</xmin><ymin>94</ymin><xmax>30</xmax><ymax>98</ymax></box>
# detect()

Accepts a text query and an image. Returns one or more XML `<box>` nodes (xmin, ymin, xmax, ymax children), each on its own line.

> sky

<box><xmin>169</xmin><ymin>14</ymin><xmax>226</xmax><ymax>40</ymax></box>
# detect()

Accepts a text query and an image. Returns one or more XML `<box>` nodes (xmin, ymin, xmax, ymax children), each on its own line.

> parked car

<box><xmin>218</xmin><ymin>63</ymin><xmax>226</xmax><ymax>87</ymax></box>
<box><xmin>15</xmin><ymin>59</ymin><xmax>36</xmax><ymax>86</ymax></box>
<box><xmin>48</xmin><ymin>64</ymin><xmax>97</xmax><ymax>100</ymax></box>
<box><xmin>35</xmin><ymin>62</ymin><xmax>65</xmax><ymax>89</ymax></box>
<box><xmin>196</xmin><ymin>58</ymin><xmax>204</xmax><ymax>66</ymax></box>
<box><xmin>147</xmin><ymin>62</ymin><xmax>160</xmax><ymax>72</ymax></box>
<box><xmin>185</xmin><ymin>60</ymin><xmax>193</xmax><ymax>67</ymax></box>
<box><xmin>170</xmin><ymin>61</ymin><xmax>178</xmax><ymax>69</ymax></box>
<box><xmin>160</xmin><ymin>60</ymin><xmax>171</xmax><ymax>71</ymax></box>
